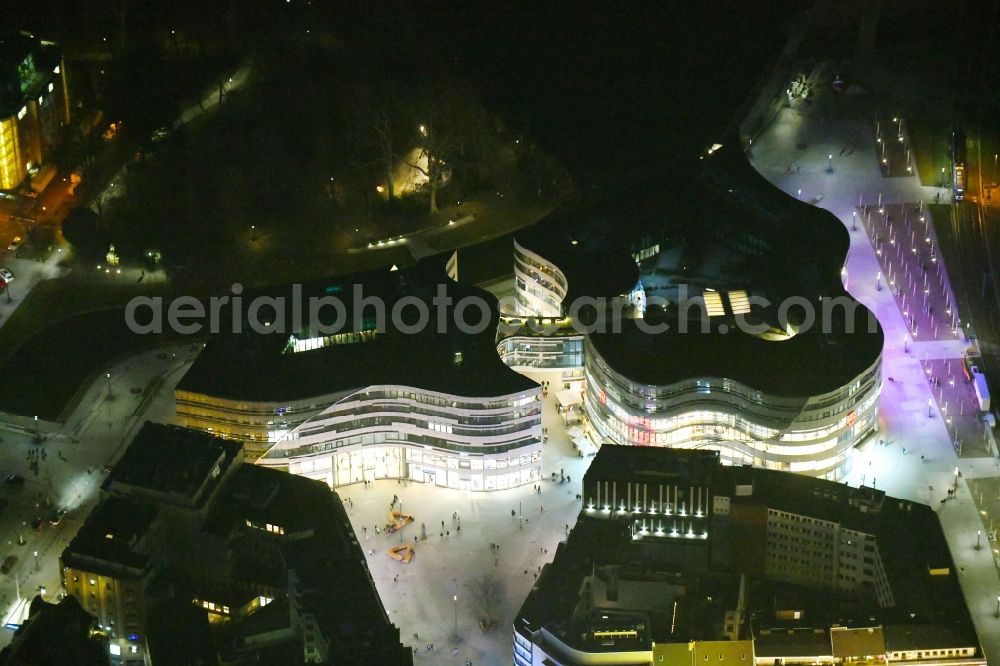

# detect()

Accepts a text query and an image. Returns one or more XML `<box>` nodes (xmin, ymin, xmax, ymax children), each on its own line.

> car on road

<box><xmin>30</xmin><ymin>516</ymin><xmax>43</xmax><ymax>531</ymax></box>
<box><xmin>1</xmin><ymin>555</ymin><xmax>17</xmax><ymax>574</ymax></box>
<box><xmin>49</xmin><ymin>508</ymin><xmax>67</xmax><ymax>526</ymax></box>
<box><xmin>0</xmin><ymin>268</ymin><xmax>13</xmax><ymax>282</ymax></box>
<box><xmin>7</xmin><ymin>236</ymin><xmax>22</xmax><ymax>252</ymax></box>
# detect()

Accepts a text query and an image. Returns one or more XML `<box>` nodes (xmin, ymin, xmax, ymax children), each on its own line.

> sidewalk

<box><xmin>0</xmin><ymin>245</ymin><xmax>69</xmax><ymax>332</ymax></box>
<box><xmin>750</xmin><ymin>75</ymin><xmax>1000</xmax><ymax>661</ymax></box>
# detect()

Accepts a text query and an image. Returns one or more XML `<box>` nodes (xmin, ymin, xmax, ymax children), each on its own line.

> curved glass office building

<box><xmin>504</xmin><ymin>141</ymin><xmax>884</xmax><ymax>480</ymax></box>
<box><xmin>260</xmin><ymin>385</ymin><xmax>541</xmax><ymax>491</ymax></box>
<box><xmin>514</xmin><ymin>239</ymin><xmax>568</xmax><ymax>317</ymax></box>
<box><xmin>176</xmin><ymin>260</ymin><xmax>542</xmax><ymax>492</ymax></box>
<box><xmin>584</xmin><ymin>335</ymin><xmax>881</xmax><ymax>478</ymax></box>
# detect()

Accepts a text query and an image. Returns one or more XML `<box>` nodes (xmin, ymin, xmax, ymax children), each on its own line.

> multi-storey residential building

<box><xmin>0</xmin><ymin>30</ymin><xmax>70</xmax><ymax>190</ymax></box>
<box><xmin>514</xmin><ymin>446</ymin><xmax>984</xmax><ymax>666</ymax></box>
<box><xmin>60</xmin><ymin>422</ymin><xmax>412</xmax><ymax>666</ymax></box>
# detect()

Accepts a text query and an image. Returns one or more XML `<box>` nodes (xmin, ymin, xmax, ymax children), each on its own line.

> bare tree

<box><xmin>373</xmin><ymin>106</ymin><xmax>397</xmax><ymax>201</ymax></box>
<box><xmin>409</xmin><ymin>79</ymin><xmax>494</xmax><ymax>215</ymax></box>
<box><xmin>471</xmin><ymin>571</ymin><xmax>506</xmax><ymax>629</ymax></box>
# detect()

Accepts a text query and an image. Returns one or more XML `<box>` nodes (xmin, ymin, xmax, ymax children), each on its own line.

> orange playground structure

<box><xmin>387</xmin><ymin>543</ymin><xmax>415</xmax><ymax>563</ymax></box>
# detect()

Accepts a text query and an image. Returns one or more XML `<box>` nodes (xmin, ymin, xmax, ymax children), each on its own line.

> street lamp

<box><xmin>996</xmin><ymin>595</ymin><xmax>1000</xmax><ymax>618</ymax></box>
<box><xmin>452</xmin><ymin>594</ymin><xmax>459</xmax><ymax>642</ymax></box>
<box><xmin>828</xmin><ymin>154</ymin><xmax>833</xmax><ymax>173</ymax></box>
<box><xmin>105</xmin><ymin>372</ymin><xmax>112</xmax><ymax>400</ymax></box>
<box><xmin>977</xmin><ymin>530</ymin><xmax>983</xmax><ymax>550</ymax></box>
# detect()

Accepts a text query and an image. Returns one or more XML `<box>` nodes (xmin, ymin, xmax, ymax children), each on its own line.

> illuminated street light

<box><xmin>419</xmin><ymin>124</ymin><xmax>428</xmax><ymax>137</ymax></box>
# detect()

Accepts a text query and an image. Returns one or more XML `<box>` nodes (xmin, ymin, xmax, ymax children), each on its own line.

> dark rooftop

<box><xmin>518</xmin><ymin>140</ymin><xmax>883</xmax><ymax>397</ymax></box>
<box><xmin>584</xmin><ymin>445</ymin><xmax>720</xmax><ymax>487</ymax></box>
<box><xmin>177</xmin><ymin>255</ymin><xmax>536</xmax><ymax>402</ymax></box>
<box><xmin>517</xmin><ymin>446</ymin><xmax>980</xmax><ymax>657</ymax></box>
<box><xmin>61</xmin><ymin>496</ymin><xmax>157</xmax><ymax>576</ymax></box>
<box><xmin>0</xmin><ymin>595</ymin><xmax>108</xmax><ymax>666</ymax></box>
<box><xmin>514</xmin><ymin>206</ymin><xmax>640</xmax><ymax>306</ymax></box>
<box><xmin>102</xmin><ymin>422</ymin><xmax>242</xmax><ymax>508</ymax></box>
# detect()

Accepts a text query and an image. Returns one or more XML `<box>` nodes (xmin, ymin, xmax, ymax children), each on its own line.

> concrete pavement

<box><xmin>0</xmin><ymin>343</ymin><xmax>199</xmax><ymax>645</ymax></box>
<box><xmin>750</xmin><ymin>69</ymin><xmax>1000</xmax><ymax>661</ymax></box>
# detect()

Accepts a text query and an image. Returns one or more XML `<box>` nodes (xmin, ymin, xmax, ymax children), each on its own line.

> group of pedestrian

<box><xmin>532</xmin><ymin>484</ymin><xmax>542</xmax><ymax>494</ymax></box>
<box><xmin>26</xmin><ymin>446</ymin><xmax>45</xmax><ymax>476</ymax></box>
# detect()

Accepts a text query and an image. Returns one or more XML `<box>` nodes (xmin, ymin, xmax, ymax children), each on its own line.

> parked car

<box><xmin>1</xmin><ymin>555</ymin><xmax>17</xmax><ymax>574</ymax></box>
<box><xmin>30</xmin><ymin>516</ymin><xmax>43</xmax><ymax>531</ymax></box>
<box><xmin>0</xmin><ymin>268</ymin><xmax>13</xmax><ymax>282</ymax></box>
<box><xmin>49</xmin><ymin>508</ymin><xmax>67</xmax><ymax>526</ymax></box>
<box><xmin>7</xmin><ymin>236</ymin><xmax>22</xmax><ymax>252</ymax></box>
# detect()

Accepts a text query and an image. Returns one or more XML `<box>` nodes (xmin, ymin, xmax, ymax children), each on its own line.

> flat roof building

<box><xmin>176</xmin><ymin>257</ymin><xmax>542</xmax><ymax>493</ymax></box>
<box><xmin>0</xmin><ymin>30</ymin><xmax>70</xmax><ymax>190</ymax></box>
<box><xmin>503</xmin><ymin>139</ymin><xmax>883</xmax><ymax>479</ymax></box>
<box><xmin>514</xmin><ymin>446</ymin><xmax>983</xmax><ymax>666</ymax></box>
<box><xmin>62</xmin><ymin>422</ymin><xmax>411</xmax><ymax>665</ymax></box>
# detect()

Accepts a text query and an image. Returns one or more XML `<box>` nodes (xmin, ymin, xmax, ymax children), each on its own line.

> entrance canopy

<box><xmin>556</xmin><ymin>388</ymin><xmax>583</xmax><ymax>409</ymax></box>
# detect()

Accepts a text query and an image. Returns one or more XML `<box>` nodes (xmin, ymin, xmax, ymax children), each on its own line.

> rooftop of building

<box><xmin>513</xmin><ymin>206</ymin><xmax>640</xmax><ymax>305</ymax></box>
<box><xmin>176</xmin><ymin>255</ymin><xmax>536</xmax><ymax>403</ymax></box>
<box><xmin>518</xmin><ymin>139</ymin><xmax>884</xmax><ymax>397</ymax></box>
<box><xmin>61</xmin><ymin>496</ymin><xmax>158</xmax><ymax>577</ymax></box>
<box><xmin>583</xmin><ymin>446</ymin><xmax>720</xmax><ymax>486</ymax></box>
<box><xmin>102</xmin><ymin>422</ymin><xmax>242</xmax><ymax>508</ymax></box>
<box><xmin>202</xmin><ymin>465</ymin><xmax>411</xmax><ymax>663</ymax></box>
<box><xmin>0</xmin><ymin>595</ymin><xmax>107</xmax><ymax>666</ymax></box>
<box><xmin>516</xmin><ymin>446</ymin><xmax>980</xmax><ymax>657</ymax></box>
<box><xmin>0</xmin><ymin>30</ymin><xmax>61</xmax><ymax>113</ymax></box>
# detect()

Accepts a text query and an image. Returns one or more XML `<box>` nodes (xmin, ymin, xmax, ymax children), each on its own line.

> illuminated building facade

<box><xmin>584</xmin><ymin>334</ymin><xmax>881</xmax><ymax>479</ymax></box>
<box><xmin>0</xmin><ymin>31</ymin><xmax>70</xmax><ymax>190</ymax></box>
<box><xmin>259</xmin><ymin>384</ymin><xmax>541</xmax><ymax>491</ymax></box>
<box><xmin>176</xmin><ymin>259</ymin><xmax>543</xmax><ymax>492</ymax></box>
<box><xmin>503</xmin><ymin>141</ymin><xmax>884</xmax><ymax>480</ymax></box>
<box><xmin>514</xmin><ymin>238</ymin><xmax>567</xmax><ymax>317</ymax></box>
<box><xmin>514</xmin><ymin>447</ymin><xmax>984</xmax><ymax>666</ymax></box>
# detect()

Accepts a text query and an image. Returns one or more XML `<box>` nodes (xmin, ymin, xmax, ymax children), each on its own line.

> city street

<box><xmin>0</xmin><ymin>344</ymin><xmax>199</xmax><ymax>645</ymax></box>
<box><xmin>750</xmin><ymin>69</ymin><xmax>1000</xmax><ymax>661</ymax></box>
<box><xmin>0</xmin><ymin>245</ymin><xmax>69</xmax><ymax>331</ymax></box>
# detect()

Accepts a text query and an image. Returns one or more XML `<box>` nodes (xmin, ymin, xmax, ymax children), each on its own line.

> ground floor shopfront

<box><xmin>278</xmin><ymin>443</ymin><xmax>543</xmax><ymax>492</ymax></box>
